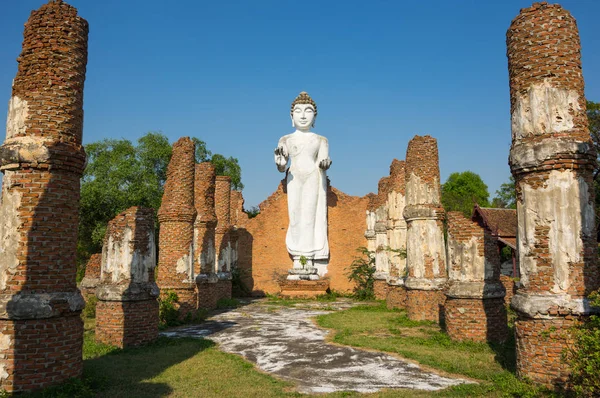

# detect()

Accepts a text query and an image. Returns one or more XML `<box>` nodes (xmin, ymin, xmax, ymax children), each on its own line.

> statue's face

<box><xmin>292</xmin><ymin>104</ymin><xmax>315</xmax><ymax>130</ymax></box>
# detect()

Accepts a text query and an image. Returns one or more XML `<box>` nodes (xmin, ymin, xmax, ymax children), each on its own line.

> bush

<box><xmin>82</xmin><ymin>296</ymin><xmax>98</xmax><ymax>319</ymax></box>
<box><xmin>347</xmin><ymin>247</ymin><xmax>376</xmax><ymax>300</ymax></box>
<box><xmin>158</xmin><ymin>291</ymin><xmax>180</xmax><ymax>328</ymax></box>
<box><xmin>567</xmin><ymin>290</ymin><xmax>600</xmax><ymax>397</ymax></box>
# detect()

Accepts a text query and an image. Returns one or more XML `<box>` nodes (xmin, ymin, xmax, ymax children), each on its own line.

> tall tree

<box><xmin>441</xmin><ymin>171</ymin><xmax>490</xmax><ymax>217</ymax></box>
<box><xmin>491</xmin><ymin>176</ymin><xmax>517</xmax><ymax>209</ymax></box>
<box><xmin>78</xmin><ymin>132</ymin><xmax>243</xmax><ymax>266</ymax></box>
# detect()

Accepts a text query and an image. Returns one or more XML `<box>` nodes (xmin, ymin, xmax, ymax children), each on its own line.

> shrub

<box><xmin>82</xmin><ymin>296</ymin><xmax>98</xmax><ymax>319</ymax></box>
<box><xmin>567</xmin><ymin>290</ymin><xmax>600</xmax><ymax>397</ymax></box>
<box><xmin>347</xmin><ymin>247</ymin><xmax>376</xmax><ymax>300</ymax></box>
<box><xmin>158</xmin><ymin>291</ymin><xmax>180</xmax><ymax>328</ymax></box>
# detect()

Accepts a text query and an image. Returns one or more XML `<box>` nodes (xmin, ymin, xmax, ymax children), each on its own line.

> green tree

<box><xmin>441</xmin><ymin>171</ymin><xmax>490</xmax><ymax>217</ymax></box>
<box><xmin>491</xmin><ymin>176</ymin><xmax>516</xmax><ymax>209</ymax></box>
<box><xmin>211</xmin><ymin>153</ymin><xmax>244</xmax><ymax>190</ymax></box>
<box><xmin>78</xmin><ymin>132</ymin><xmax>243</xmax><ymax>268</ymax></box>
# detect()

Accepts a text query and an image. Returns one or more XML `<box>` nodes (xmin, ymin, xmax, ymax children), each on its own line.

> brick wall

<box><xmin>406</xmin><ymin>289</ymin><xmax>446</xmax><ymax>322</ymax></box>
<box><xmin>445</xmin><ymin>298</ymin><xmax>508</xmax><ymax>343</ymax></box>
<box><xmin>0</xmin><ymin>0</ymin><xmax>88</xmax><ymax>392</ymax></box>
<box><xmin>235</xmin><ymin>182</ymin><xmax>369</xmax><ymax>295</ymax></box>
<box><xmin>215</xmin><ymin>176</ymin><xmax>232</xmax><ymax>272</ymax></box>
<box><xmin>374</xmin><ymin>279</ymin><xmax>389</xmax><ymax>300</ymax></box>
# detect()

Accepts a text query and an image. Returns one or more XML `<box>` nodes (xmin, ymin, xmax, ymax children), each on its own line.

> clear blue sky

<box><xmin>1</xmin><ymin>1</ymin><xmax>599</xmax><ymax>208</ymax></box>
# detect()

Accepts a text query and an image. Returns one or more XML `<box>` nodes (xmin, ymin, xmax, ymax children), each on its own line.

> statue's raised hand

<box><xmin>274</xmin><ymin>145</ymin><xmax>288</xmax><ymax>158</ymax></box>
<box><xmin>274</xmin><ymin>145</ymin><xmax>288</xmax><ymax>172</ymax></box>
<box><xmin>319</xmin><ymin>158</ymin><xmax>332</xmax><ymax>170</ymax></box>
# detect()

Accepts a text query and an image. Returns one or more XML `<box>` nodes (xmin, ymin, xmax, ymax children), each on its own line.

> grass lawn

<box><xmin>19</xmin><ymin>300</ymin><xmax>555</xmax><ymax>397</ymax></box>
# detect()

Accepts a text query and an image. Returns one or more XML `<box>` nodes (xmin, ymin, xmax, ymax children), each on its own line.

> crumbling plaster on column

<box><xmin>511</xmin><ymin>81</ymin><xmax>579</xmax><ymax>140</ymax></box>
<box><xmin>517</xmin><ymin>169</ymin><xmax>594</xmax><ymax>293</ymax></box>
<box><xmin>0</xmin><ymin>174</ymin><xmax>21</xmax><ymax>291</ymax></box>
<box><xmin>406</xmin><ymin>174</ymin><xmax>440</xmax><ymax>206</ymax></box>
<box><xmin>102</xmin><ymin>227</ymin><xmax>156</xmax><ymax>284</ymax></box>
<box><xmin>405</xmin><ymin>220</ymin><xmax>446</xmax><ymax>280</ymax></box>
<box><xmin>5</xmin><ymin>96</ymin><xmax>28</xmax><ymax>139</ymax></box>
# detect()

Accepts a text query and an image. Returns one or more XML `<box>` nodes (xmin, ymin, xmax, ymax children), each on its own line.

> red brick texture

<box><xmin>95</xmin><ymin>207</ymin><xmax>159</xmax><ymax>347</ymax></box>
<box><xmin>0</xmin><ymin>315</ymin><xmax>83</xmax><ymax>393</ymax></box>
<box><xmin>157</xmin><ymin>138</ymin><xmax>196</xmax><ymax>313</ymax></box>
<box><xmin>515</xmin><ymin>316</ymin><xmax>578</xmax><ymax>386</ymax></box>
<box><xmin>386</xmin><ymin>285</ymin><xmax>406</xmax><ymax>310</ymax></box>
<box><xmin>406</xmin><ymin>289</ymin><xmax>446</xmax><ymax>323</ymax></box>
<box><xmin>79</xmin><ymin>253</ymin><xmax>101</xmax><ymax>301</ymax></box>
<box><xmin>197</xmin><ymin>280</ymin><xmax>232</xmax><ymax>310</ymax></box>
<box><xmin>404</xmin><ymin>135</ymin><xmax>446</xmax><ymax>322</ymax></box>
<box><xmin>507</xmin><ymin>2</ymin><xmax>598</xmax><ymax>386</ymax></box>
<box><xmin>445</xmin><ymin>298</ymin><xmax>509</xmax><ymax>343</ymax></box>
<box><xmin>374</xmin><ymin>279</ymin><xmax>389</xmax><ymax>300</ymax></box>
<box><xmin>215</xmin><ymin>176</ymin><xmax>232</xmax><ymax>272</ymax></box>
<box><xmin>235</xmin><ymin>182</ymin><xmax>368</xmax><ymax>295</ymax></box>
<box><xmin>0</xmin><ymin>1</ymin><xmax>88</xmax><ymax>392</ymax></box>
<box><xmin>500</xmin><ymin>274</ymin><xmax>517</xmax><ymax>306</ymax></box>
<box><xmin>194</xmin><ymin>162</ymin><xmax>217</xmax><ymax>275</ymax></box>
<box><xmin>95</xmin><ymin>300</ymin><xmax>159</xmax><ymax>348</ymax></box>
<box><xmin>445</xmin><ymin>211</ymin><xmax>508</xmax><ymax>342</ymax></box>
<box><xmin>279</xmin><ymin>280</ymin><xmax>330</xmax><ymax>298</ymax></box>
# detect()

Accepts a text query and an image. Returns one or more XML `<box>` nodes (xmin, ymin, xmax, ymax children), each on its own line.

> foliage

<box><xmin>82</xmin><ymin>296</ymin><xmax>98</xmax><ymax>319</ymax></box>
<box><xmin>210</xmin><ymin>153</ymin><xmax>244</xmax><ymax>190</ymax></box>
<box><xmin>78</xmin><ymin>131</ymin><xmax>243</xmax><ymax>270</ymax></box>
<box><xmin>158</xmin><ymin>291</ymin><xmax>180</xmax><ymax>328</ymax></box>
<box><xmin>216</xmin><ymin>298</ymin><xmax>241</xmax><ymax>309</ymax></box>
<box><xmin>441</xmin><ymin>171</ymin><xmax>490</xmax><ymax>217</ymax></box>
<box><xmin>246</xmin><ymin>205</ymin><xmax>260</xmax><ymax>219</ymax></box>
<box><xmin>346</xmin><ymin>247</ymin><xmax>376</xmax><ymax>300</ymax></box>
<box><xmin>566</xmin><ymin>290</ymin><xmax>600</xmax><ymax>397</ymax></box>
<box><xmin>588</xmin><ymin>101</ymin><xmax>600</xmax><ymax>177</ymax></box>
<box><xmin>231</xmin><ymin>267</ymin><xmax>251</xmax><ymax>297</ymax></box>
<box><xmin>492</xmin><ymin>175</ymin><xmax>517</xmax><ymax>209</ymax></box>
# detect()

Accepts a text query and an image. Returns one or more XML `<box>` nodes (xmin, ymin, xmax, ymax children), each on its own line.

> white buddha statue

<box><xmin>274</xmin><ymin>92</ymin><xmax>331</xmax><ymax>279</ymax></box>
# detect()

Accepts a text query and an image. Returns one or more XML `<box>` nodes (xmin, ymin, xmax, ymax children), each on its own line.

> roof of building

<box><xmin>472</xmin><ymin>205</ymin><xmax>517</xmax><ymax>248</ymax></box>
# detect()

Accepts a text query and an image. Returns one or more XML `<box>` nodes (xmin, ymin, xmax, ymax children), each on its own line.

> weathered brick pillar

<box><xmin>445</xmin><ymin>212</ymin><xmax>508</xmax><ymax>342</ymax></box>
<box><xmin>215</xmin><ymin>175</ymin><xmax>232</xmax><ymax>274</ymax></box>
<box><xmin>386</xmin><ymin>160</ymin><xmax>407</xmax><ymax>309</ymax></box>
<box><xmin>373</xmin><ymin>177</ymin><xmax>391</xmax><ymax>299</ymax></box>
<box><xmin>96</xmin><ymin>207</ymin><xmax>159</xmax><ymax>348</ymax></box>
<box><xmin>403</xmin><ymin>135</ymin><xmax>447</xmax><ymax>322</ymax></box>
<box><xmin>364</xmin><ymin>194</ymin><xmax>377</xmax><ymax>254</ymax></box>
<box><xmin>194</xmin><ymin>162</ymin><xmax>219</xmax><ymax>308</ymax></box>
<box><xmin>507</xmin><ymin>2</ymin><xmax>599</xmax><ymax>386</ymax></box>
<box><xmin>79</xmin><ymin>253</ymin><xmax>102</xmax><ymax>301</ymax></box>
<box><xmin>214</xmin><ymin>175</ymin><xmax>233</xmax><ymax>300</ymax></box>
<box><xmin>0</xmin><ymin>1</ymin><xmax>88</xmax><ymax>392</ymax></box>
<box><xmin>157</xmin><ymin>137</ymin><xmax>197</xmax><ymax>317</ymax></box>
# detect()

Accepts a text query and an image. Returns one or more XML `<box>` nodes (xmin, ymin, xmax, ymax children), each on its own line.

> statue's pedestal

<box><xmin>279</xmin><ymin>279</ymin><xmax>330</xmax><ymax>298</ymax></box>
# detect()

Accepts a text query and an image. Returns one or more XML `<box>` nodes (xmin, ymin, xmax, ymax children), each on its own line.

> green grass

<box><xmin>316</xmin><ymin>302</ymin><xmax>552</xmax><ymax>397</ymax></box>
<box><xmin>15</xmin><ymin>300</ymin><xmax>558</xmax><ymax>397</ymax></box>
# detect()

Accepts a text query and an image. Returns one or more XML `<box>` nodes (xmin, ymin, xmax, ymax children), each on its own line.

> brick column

<box><xmin>507</xmin><ymin>2</ymin><xmax>599</xmax><ymax>386</ymax></box>
<box><xmin>445</xmin><ymin>212</ymin><xmax>508</xmax><ymax>343</ymax></box>
<box><xmin>157</xmin><ymin>137</ymin><xmax>197</xmax><ymax>317</ymax></box>
<box><xmin>386</xmin><ymin>160</ymin><xmax>407</xmax><ymax>309</ymax></box>
<box><xmin>403</xmin><ymin>135</ymin><xmax>447</xmax><ymax>322</ymax></box>
<box><xmin>194</xmin><ymin>162</ymin><xmax>219</xmax><ymax>308</ymax></box>
<box><xmin>215</xmin><ymin>176</ymin><xmax>232</xmax><ymax>274</ymax></box>
<box><xmin>96</xmin><ymin>207</ymin><xmax>159</xmax><ymax>348</ymax></box>
<box><xmin>79</xmin><ymin>253</ymin><xmax>101</xmax><ymax>301</ymax></box>
<box><xmin>0</xmin><ymin>1</ymin><xmax>88</xmax><ymax>392</ymax></box>
<box><xmin>372</xmin><ymin>177</ymin><xmax>390</xmax><ymax>299</ymax></box>
<box><xmin>214</xmin><ymin>175</ymin><xmax>233</xmax><ymax>300</ymax></box>
<box><xmin>364</xmin><ymin>195</ymin><xmax>377</xmax><ymax>254</ymax></box>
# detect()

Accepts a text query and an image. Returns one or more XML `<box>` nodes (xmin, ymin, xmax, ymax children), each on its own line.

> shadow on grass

<box><xmin>83</xmin><ymin>336</ymin><xmax>216</xmax><ymax>397</ymax></box>
<box><xmin>488</xmin><ymin>327</ymin><xmax>517</xmax><ymax>374</ymax></box>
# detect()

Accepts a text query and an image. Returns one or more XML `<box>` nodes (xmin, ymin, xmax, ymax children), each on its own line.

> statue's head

<box><xmin>290</xmin><ymin>91</ymin><xmax>317</xmax><ymax>129</ymax></box>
